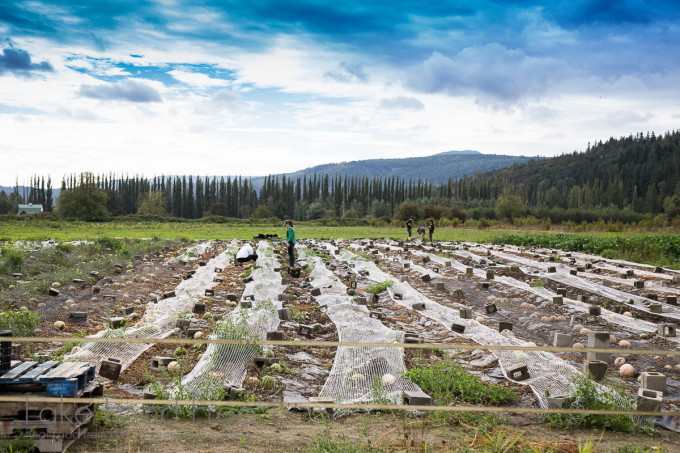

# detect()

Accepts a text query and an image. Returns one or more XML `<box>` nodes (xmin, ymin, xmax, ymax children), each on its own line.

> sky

<box><xmin>2</xmin><ymin>0</ymin><xmax>680</xmax><ymax>186</ymax></box>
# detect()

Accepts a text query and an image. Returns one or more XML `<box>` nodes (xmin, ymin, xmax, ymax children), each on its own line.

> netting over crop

<box><xmin>178</xmin><ymin>241</ymin><xmax>285</xmax><ymax>398</ymax></box>
<box><xmin>65</xmin><ymin>241</ymin><xmax>237</xmax><ymax>372</ymax></box>
<box><xmin>330</xmin><ymin>244</ymin><xmax>581</xmax><ymax>408</ymax></box>
<box><xmin>303</xmin><ymin>247</ymin><xmax>422</xmax><ymax>405</ymax></box>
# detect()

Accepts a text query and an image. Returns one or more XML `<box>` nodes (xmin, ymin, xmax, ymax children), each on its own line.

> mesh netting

<box><xmin>302</xmin><ymin>247</ymin><xmax>422</xmax><ymax>404</ymax></box>
<box><xmin>65</xmin><ymin>241</ymin><xmax>237</xmax><ymax>372</ymax></box>
<box><xmin>178</xmin><ymin>241</ymin><xmax>285</xmax><ymax>398</ymax></box>
<box><xmin>330</xmin><ymin>244</ymin><xmax>581</xmax><ymax>408</ymax></box>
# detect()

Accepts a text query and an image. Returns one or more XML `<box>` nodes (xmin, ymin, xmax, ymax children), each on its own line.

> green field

<box><xmin>1</xmin><ymin>220</ymin><xmax>678</xmax><ymax>268</ymax></box>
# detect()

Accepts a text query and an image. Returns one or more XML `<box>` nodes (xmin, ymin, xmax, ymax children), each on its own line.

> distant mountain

<box><xmin>268</xmin><ymin>151</ymin><xmax>537</xmax><ymax>186</ymax></box>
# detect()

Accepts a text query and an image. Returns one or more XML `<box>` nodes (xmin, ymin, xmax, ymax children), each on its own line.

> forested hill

<box><xmin>273</xmin><ymin>151</ymin><xmax>535</xmax><ymax>184</ymax></box>
<box><xmin>469</xmin><ymin>131</ymin><xmax>680</xmax><ymax>211</ymax></box>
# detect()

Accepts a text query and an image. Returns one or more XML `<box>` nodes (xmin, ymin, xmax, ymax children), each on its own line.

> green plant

<box><xmin>404</xmin><ymin>359</ymin><xmax>515</xmax><ymax>406</ymax></box>
<box><xmin>481</xmin><ymin>430</ymin><xmax>523</xmax><ymax>453</ymax></box>
<box><xmin>365</xmin><ymin>280</ymin><xmax>394</xmax><ymax>294</ymax></box>
<box><xmin>545</xmin><ymin>374</ymin><xmax>653</xmax><ymax>433</ymax></box>
<box><xmin>301</xmin><ymin>425</ymin><xmax>387</xmax><ymax>453</ymax></box>
<box><xmin>0</xmin><ymin>309</ymin><xmax>41</xmax><ymax>336</ymax></box>
<box><xmin>289</xmin><ymin>307</ymin><xmax>306</xmax><ymax>323</ymax></box>
<box><xmin>532</xmin><ymin>279</ymin><xmax>545</xmax><ymax>287</ymax></box>
<box><xmin>0</xmin><ymin>247</ymin><xmax>24</xmax><ymax>273</ymax></box>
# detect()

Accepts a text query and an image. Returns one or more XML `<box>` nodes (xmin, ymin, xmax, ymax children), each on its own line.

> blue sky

<box><xmin>2</xmin><ymin>0</ymin><xmax>680</xmax><ymax>185</ymax></box>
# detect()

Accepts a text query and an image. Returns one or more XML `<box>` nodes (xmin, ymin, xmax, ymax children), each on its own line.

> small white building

<box><xmin>17</xmin><ymin>203</ymin><xmax>43</xmax><ymax>214</ymax></box>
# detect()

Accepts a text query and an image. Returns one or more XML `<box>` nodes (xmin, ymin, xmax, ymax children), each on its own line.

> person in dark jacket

<box><xmin>284</xmin><ymin>219</ymin><xmax>296</xmax><ymax>267</ymax></box>
<box><xmin>428</xmin><ymin>220</ymin><xmax>435</xmax><ymax>243</ymax></box>
<box><xmin>406</xmin><ymin>216</ymin><xmax>413</xmax><ymax>240</ymax></box>
<box><xmin>416</xmin><ymin>225</ymin><xmax>426</xmax><ymax>239</ymax></box>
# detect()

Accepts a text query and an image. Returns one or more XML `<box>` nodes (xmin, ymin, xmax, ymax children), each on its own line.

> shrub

<box><xmin>0</xmin><ymin>309</ymin><xmax>41</xmax><ymax>336</ymax></box>
<box><xmin>0</xmin><ymin>247</ymin><xmax>24</xmax><ymax>273</ymax></box>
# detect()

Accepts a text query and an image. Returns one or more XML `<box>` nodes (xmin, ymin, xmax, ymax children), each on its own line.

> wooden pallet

<box><xmin>0</xmin><ymin>380</ymin><xmax>102</xmax><ymax>453</ymax></box>
<box><xmin>0</xmin><ymin>361</ymin><xmax>96</xmax><ymax>397</ymax></box>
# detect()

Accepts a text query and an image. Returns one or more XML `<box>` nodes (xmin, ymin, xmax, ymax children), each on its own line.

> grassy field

<box><xmin>1</xmin><ymin>220</ymin><xmax>678</xmax><ymax>268</ymax></box>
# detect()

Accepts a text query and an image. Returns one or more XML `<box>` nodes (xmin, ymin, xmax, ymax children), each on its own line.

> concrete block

<box><xmin>213</xmin><ymin>277</ymin><xmax>224</xmax><ymax>283</ymax></box>
<box><xmin>163</xmin><ymin>290</ymin><xmax>175</xmax><ymax>299</ymax></box>
<box><xmin>100</xmin><ymin>358</ymin><xmax>122</xmax><ymax>380</ymax></box>
<box><xmin>394</xmin><ymin>292</ymin><xmax>403</xmax><ymax>300</ymax></box>
<box><xmin>434</xmin><ymin>282</ymin><xmax>445</xmax><ymax>290</ymax></box>
<box><xmin>254</xmin><ymin>357</ymin><xmax>279</xmax><ymax>368</ymax></box>
<box><xmin>510</xmin><ymin>266</ymin><xmax>520</xmax><ymax>272</ymax></box>
<box><xmin>553</xmin><ymin>333</ymin><xmax>572</xmax><ymax>348</ymax></box>
<box><xmin>588</xmin><ymin>306</ymin><xmax>601</xmax><ymax>316</ymax></box>
<box><xmin>119</xmin><ymin>307</ymin><xmax>134</xmax><ymax>316</ymax></box>
<box><xmin>486</xmin><ymin>270</ymin><xmax>494</xmax><ymax>280</ymax></box>
<box><xmin>634</xmin><ymin>280</ymin><xmax>645</xmax><ymax>289</ymax></box>
<box><xmin>214</xmin><ymin>268</ymin><xmax>223</xmax><ymax>273</ymax></box>
<box><xmin>666</xmin><ymin>296</ymin><xmax>677</xmax><ymax>306</ymax></box>
<box><xmin>421</xmin><ymin>274</ymin><xmax>431</xmax><ymax>283</ymax></box>
<box><xmin>557</xmin><ymin>288</ymin><xmax>567</xmax><ymax>296</ymax></box>
<box><xmin>297</xmin><ymin>324</ymin><xmax>314</xmax><ymax>336</ymax></box>
<box><xmin>370</xmin><ymin>293</ymin><xmax>380</xmax><ymax>304</ymax></box>
<box><xmin>570</xmin><ymin>270</ymin><xmax>578</xmax><ymax>275</ymax></box>
<box><xmin>403</xmin><ymin>263</ymin><xmax>410</xmax><ymax>270</ymax></box>
<box><xmin>92</xmin><ymin>286</ymin><xmax>101</xmax><ymax>293</ymax></box>
<box><xmin>226</xmin><ymin>293</ymin><xmax>237</xmax><ymax>302</ymax></box>
<box><xmin>266</xmin><ymin>331</ymin><xmax>284</xmax><ymax>341</ymax></box>
<box><xmin>175</xmin><ymin>318</ymin><xmax>190</xmax><ymax>330</ymax></box>
<box><xmin>412</xmin><ymin>302</ymin><xmax>426</xmax><ymax>310</ymax></box>
<box><xmin>151</xmin><ymin>356</ymin><xmax>174</xmax><ymax>369</ymax></box>
<box><xmin>404</xmin><ymin>334</ymin><xmax>423</xmax><ymax>344</ymax></box>
<box><xmin>240</xmin><ymin>300</ymin><xmax>252</xmax><ymax>309</ymax></box>
<box><xmin>499</xmin><ymin>321</ymin><xmax>513</xmax><ymax>332</ymax></box>
<box><xmin>577</xmin><ymin>295</ymin><xmax>588</xmax><ymax>303</ymax></box>
<box><xmin>277</xmin><ymin>293</ymin><xmax>289</xmax><ymax>302</ymax></box>
<box><xmin>658</xmin><ymin>323</ymin><xmax>676</xmax><ymax>337</ymax></box>
<box><xmin>587</xmin><ymin>331</ymin><xmax>610</xmax><ymax>362</ymax></box>
<box><xmin>289</xmin><ymin>267</ymin><xmax>301</xmax><ymax>278</ymax></box>
<box><xmin>451</xmin><ymin>323</ymin><xmax>466</xmax><ymax>334</ymax></box>
<box><xmin>445</xmin><ymin>261</ymin><xmax>452</xmax><ymax>267</ymax></box>
<box><xmin>308</xmin><ymin>396</ymin><xmax>334</xmax><ymax>413</ymax></box>
<box><xmin>278</xmin><ymin>308</ymin><xmax>290</xmax><ymax>321</ymax></box>
<box><xmin>636</xmin><ymin>389</ymin><xmax>662</xmax><ymax>412</ymax></box>
<box><xmin>193</xmin><ymin>302</ymin><xmax>205</xmax><ymax>314</ymax></box>
<box><xmin>547</xmin><ymin>396</ymin><xmax>574</xmax><ymax>409</ymax></box>
<box><xmin>649</xmin><ymin>303</ymin><xmax>663</xmax><ymax>314</ymax></box>
<box><xmin>478</xmin><ymin>282</ymin><xmax>490</xmax><ymax>290</ymax></box>
<box><xmin>109</xmin><ymin>317</ymin><xmax>125</xmax><ymax>329</ymax></box>
<box><xmin>452</xmin><ymin>288</ymin><xmax>464</xmax><ymax>298</ymax></box>
<box><xmin>311</xmin><ymin>288</ymin><xmax>321</xmax><ymax>297</ymax></box>
<box><xmin>506</xmin><ymin>364</ymin><xmax>530</xmax><ymax>381</ymax></box>
<box><xmin>459</xmin><ymin>308</ymin><xmax>473</xmax><ymax>319</ymax></box>
<box><xmin>485</xmin><ymin>302</ymin><xmax>497</xmax><ymax>314</ymax></box>
<box><xmin>204</xmin><ymin>289</ymin><xmax>214</xmax><ymax>297</ymax></box>
<box><xmin>355</xmin><ymin>296</ymin><xmax>367</xmax><ymax>305</ymax></box>
<box><xmin>48</xmin><ymin>288</ymin><xmax>60</xmax><ymax>296</ymax></box>
<box><xmin>641</xmin><ymin>372</ymin><xmax>667</xmax><ymax>394</ymax></box>
<box><xmin>552</xmin><ymin>296</ymin><xmax>564</xmax><ymax>305</ymax></box>
<box><xmin>466</xmin><ymin>267</ymin><xmax>473</xmax><ymax>275</ymax></box>
<box><xmin>369</xmin><ymin>311</ymin><xmax>383</xmax><ymax>320</ymax></box>
<box><xmin>583</xmin><ymin>360</ymin><xmax>607</xmax><ymax>381</ymax></box>
<box><xmin>68</xmin><ymin>311</ymin><xmax>88</xmax><ymax>321</ymax></box>
<box><xmin>403</xmin><ymin>390</ymin><xmax>432</xmax><ymax>406</ymax></box>
<box><xmin>547</xmin><ymin>266</ymin><xmax>557</xmax><ymax>273</ymax></box>
<box><xmin>11</xmin><ymin>344</ymin><xmax>23</xmax><ymax>360</ymax></box>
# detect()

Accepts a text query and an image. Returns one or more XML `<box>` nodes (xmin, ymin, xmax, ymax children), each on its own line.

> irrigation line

<box><xmin>0</xmin><ymin>395</ymin><xmax>674</xmax><ymax>418</ymax></box>
<box><xmin>8</xmin><ymin>336</ymin><xmax>680</xmax><ymax>356</ymax></box>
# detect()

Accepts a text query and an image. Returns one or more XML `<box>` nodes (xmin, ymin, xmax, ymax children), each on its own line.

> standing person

<box><xmin>236</xmin><ymin>242</ymin><xmax>258</xmax><ymax>264</ymax></box>
<box><xmin>284</xmin><ymin>219</ymin><xmax>296</xmax><ymax>267</ymax></box>
<box><xmin>428</xmin><ymin>220</ymin><xmax>435</xmax><ymax>243</ymax></box>
<box><xmin>406</xmin><ymin>216</ymin><xmax>413</xmax><ymax>240</ymax></box>
<box><xmin>416</xmin><ymin>225</ymin><xmax>426</xmax><ymax>239</ymax></box>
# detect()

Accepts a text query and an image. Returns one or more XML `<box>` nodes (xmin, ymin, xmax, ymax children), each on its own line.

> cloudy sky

<box><xmin>2</xmin><ymin>1</ymin><xmax>680</xmax><ymax>186</ymax></box>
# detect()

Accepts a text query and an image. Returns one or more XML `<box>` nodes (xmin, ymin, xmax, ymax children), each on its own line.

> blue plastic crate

<box><xmin>45</xmin><ymin>378</ymin><xmax>79</xmax><ymax>397</ymax></box>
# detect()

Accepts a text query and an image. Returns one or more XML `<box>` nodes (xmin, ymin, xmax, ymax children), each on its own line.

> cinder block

<box><xmin>151</xmin><ymin>356</ymin><xmax>174</xmax><ymax>369</ymax></box>
<box><xmin>100</xmin><ymin>358</ymin><xmax>122</xmax><ymax>380</ymax></box>
<box><xmin>403</xmin><ymin>390</ymin><xmax>432</xmax><ymax>405</ymax></box>
<box><xmin>421</xmin><ymin>274</ymin><xmax>431</xmax><ymax>283</ymax></box>
<box><xmin>658</xmin><ymin>323</ymin><xmax>676</xmax><ymax>337</ymax></box>
<box><xmin>547</xmin><ymin>266</ymin><xmax>557</xmax><ymax>273</ymax></box>
<box><xmin>412</xmin><ymin>302</ymin><xmax>426</xmax><ymax>310</ymax></box>
<box><xmin>641</xmin><ymin>372</ymin><xmax>667</xmax><ymax>394</ymax></box>
<box><xmin>311</xmin><ymin>288</ymin><xmax>321</xmax><ymax>297</ymax></box>
<box><xmin>297</xmin><ymin>324</ymin><xmax>314</xmax><ymax>336</ymax></box>
<box><xmin>465</xmin><ymin>267</ymin><xmax>473</xmax><ymax>275</ymax></box>
<box><xmin>394</xmin><ymin>293</ymin><xmax>403</xmax><ymax>300</ymax></box>
<box><xmin>226</xmin><ymin>293</ymin><xmax>237</xmax><ymax>301</ymax></box>
<box><xmin>69</xmin><ymin>311</ymin><xmax>88</xmax><ymax>321</ymax></box>
<box><xmin>204</xmin><ymin>289</ymin><xmax>215</xmax><ymax>297</ymax></box>
<box><xmin>506</xmin><ymin>364</ymin><xmax>530</xmax><ymax>381</ymax></box>
<box><xmin>552</xmin><ymin>296</ymin><xmax>564</xmax><ymax>305</ymax></box>
<box><xmin>240</xmin><ymin>301</ymin><xmax>252</xmax><ymax>309</ymax></box>
<box><xmin>557</xmin><ymin>288</ymin><xmax>567</xmax><ymax>296</ymax></box>
<box><xmin>553</xmin><ymin>333</ymin><xmax>572</xmax><ymax>348</ymax></box>
<box><xmin>634</xmin><ymin>280</ymin><xmax>645</xmax><ymax>289</ymax></box>
<box><xmin>355</xmin><ymin>296</ymin><xmax>367</xmax><ymax>305</ymax></box>
<box><xmin>163</xmin><ymin>291</ymin><xmax>175</xmax><ymax>299</ymax></box>
<box><xmin>583</xmin><ymin>360</ymin><xmax>607</xmax><ymax>381</ymax></box>
<box><xmin>278</xmin><ymin>308</ymin><xmax>290</xmax><ymax>320</ymax></box>
<box><xmin>451</xmin><ymin>323</ymin><xmax>466</xmax><ymax>334</ymax></box>
<box><xmin>499</xmin><ymin>321</ymin><xmax>513</xmax><ymax>332</ymax></box>
<box><xmin>277</xmin><ymin>293</ymin><xmax>289</xmax><ymax>302</ymax></box>
<box><xmin>486</xmin><ymin>270</ymin><xmax>494</xmax><ymax>280</ymax></box>
<box><xmin>636</xmin><ymin>389</ymin><xmax>662</xmax><ymax>412</ymax></box>
<box><xmin>459</xmin><ymin>308</ymin><xmax>473</xmax><ymax>319</ymax></box>
<box><xmin>649</xmin><ymin>303</ymin><xmax>663</xmax><ymax>314</ymax></box>
<box><xmin>666</xmin><ymin>296</ymin><xmax>677</xmax><ymax>306</ymax></box>
<box><xmin>266</xmin><ymin>331</ymin><xmax>284</xmax><ymax>341</ymax></box>
<box><xmin>485</xmin><ymin>303</ymin><xmax>497</xmax><ymax>314</ymax></box>
<box><xmin>586</xmin><ymin>331</ymin><xmax>610</xmax><ymax>362</ymax></box>
<box><xmin>109</xmin><ymin>317</ymin><xmax>125</xmax><ymax>329</ymax></box>
<box><xmin>175</xmin><ymin>318</ymin><xmax>191</xmax><ymax>330</ymax></box>
<box><xmin>547</xmin><ymin>396</ymin><xmax>574</xmax><ymax>409</ymax></box>
<box><xmin>588</xmin><ymin>306</ymin><xmax>601</xmax><ymax>316</ymax></box>
<box><xmin>478</xmin><ymin>282</ymin><xmax>490</xmax><ymax>290</ymax></box>
<box><xmin>577</xmin><ymin>295</ymin><xmax>588</xmax><ymax>303</ymax></box>
<box><xmin>434</xmin><ymin>282</ymin><xmax>445</xmax><ymax>290</ymax></box>
<box><xmin>452</xmin><ymin>288</ymin><xmax>464</xmax><ymax>298</ymax></box>
<box><xmin>193</xmin><ymin>302</ymin><xmax>205</xmax><ymax>314</ymax></box>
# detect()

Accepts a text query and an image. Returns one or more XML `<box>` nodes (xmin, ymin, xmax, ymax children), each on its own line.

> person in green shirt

<box><xmin>284</xmin><ymin>219</ymin><xmax>296</xmax><ymax>267</ymax></box>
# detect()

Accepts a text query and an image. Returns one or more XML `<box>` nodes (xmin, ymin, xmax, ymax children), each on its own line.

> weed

<box><xmin>289</xmin><ymin>307</ymin><xmax>306</xmax><ymax>323</ymax></box>
<box><xmin>532</xmin><ymin>279</ymin><xmax>545</xmax><ymax>287</ymax></box>
<box><xmin>301</xmin><ymin>425</ymin><xmax>387</xmax><ymax>453</ymax></box>
<box><xmin>0</xmin><ymin>246</ymin><xmax>24</xmax><ymax>273</ymax></box>
<box><xmin>365</xmin><ymin>280</ymin><xmax>394</xmax><ymax>294</ymax></box>
<box><xmin>0</xmin><ymin>308</ymin><xmax>40</xmax><ymax>336</ymax></box>
<box><xmin>405</xmin><ymin>359</ymin><xmax>515</xmax><ymax>406</ymax></box>
<box><xmin>545</xmin><ymin>374</ymin><xmax>654</xmax><ymax>433</ymax></box>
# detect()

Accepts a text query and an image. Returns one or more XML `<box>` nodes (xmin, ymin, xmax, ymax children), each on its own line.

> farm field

<box><xmin>1</xmin><ymin>234</ymin><xmax>680</xmax><ymax>452</ymax></box>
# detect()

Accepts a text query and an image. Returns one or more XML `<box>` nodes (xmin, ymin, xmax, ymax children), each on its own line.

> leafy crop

<box><xmin>365</xmin><ymin>280</ymin><xmax>394</xmax><ymax>294</ymax></box>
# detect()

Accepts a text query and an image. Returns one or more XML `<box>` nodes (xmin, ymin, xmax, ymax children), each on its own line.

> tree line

<box><xmin>1</xmin><ymin>130</ymin><xmax>679</xmax><ymax>224</ymax></box>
